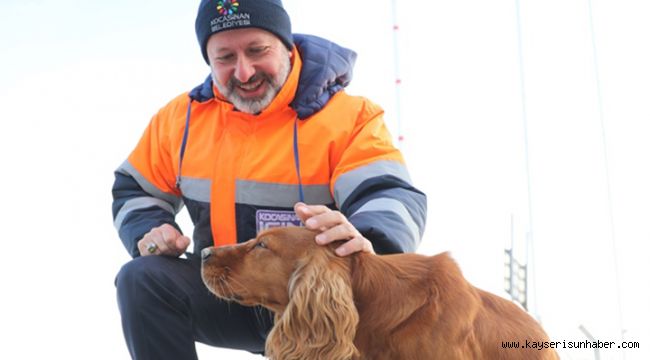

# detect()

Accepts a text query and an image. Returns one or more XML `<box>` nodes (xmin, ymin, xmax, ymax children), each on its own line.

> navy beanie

<box><xmin>195</xmin><ymin>0</ymin><xmax>293</xmax><ymax>64</ymax></box>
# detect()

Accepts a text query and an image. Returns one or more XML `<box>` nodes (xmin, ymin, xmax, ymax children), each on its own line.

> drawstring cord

<box><xmin>176</xmin><ymin>99</ymin><xmax>192</xmax><ymax>189</ymax></box>
<box><xmin>293</xmin><ymin>117</ymin><xmax>305</xmax><ymax>203</ymax></box>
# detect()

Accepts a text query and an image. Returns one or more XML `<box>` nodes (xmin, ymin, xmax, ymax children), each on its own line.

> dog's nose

<box><xmin>201</xmin><ymin>247</ymin><xmax>212</xmax><ymax>262</ymax></box>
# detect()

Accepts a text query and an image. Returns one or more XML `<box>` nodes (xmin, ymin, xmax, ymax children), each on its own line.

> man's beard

<box><xmin>214</xmin><ymin>55</ymin><xmax>291</xmax><ymax>114</ymax></box>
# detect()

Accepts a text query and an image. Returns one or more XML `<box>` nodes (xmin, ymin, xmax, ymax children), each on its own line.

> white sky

<box><xmin>1</xmin><ymin>1</ymin><xmax>648</xmax><ymax>359</ymax></box>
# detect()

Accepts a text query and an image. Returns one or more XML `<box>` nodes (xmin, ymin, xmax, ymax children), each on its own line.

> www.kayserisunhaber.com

<box><xmin>501</xmin><ymin>339</ymin><xmax>640</xmax><ymax>350</ymax></box>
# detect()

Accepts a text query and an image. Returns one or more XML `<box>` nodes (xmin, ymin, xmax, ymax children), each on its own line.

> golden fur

<box><xmin>201</xmin><ymin>227</ymin><xmax>558</xmax><ymax>360</ymax></box>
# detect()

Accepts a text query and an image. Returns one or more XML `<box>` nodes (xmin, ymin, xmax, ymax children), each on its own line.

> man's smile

<box><xmin>236</xmin><ymin>77</ymin><xmax>266</xmax><ymax>98</ymax></box>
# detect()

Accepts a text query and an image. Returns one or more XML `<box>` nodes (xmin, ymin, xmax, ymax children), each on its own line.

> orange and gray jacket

<box><xmin>112</xmin><ymin>34</ymin><xmax>426</xmax><ymax>258</ymax></box>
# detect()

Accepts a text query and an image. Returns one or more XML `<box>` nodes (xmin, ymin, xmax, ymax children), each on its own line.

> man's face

<box><xmin>206</xmin><ymin>28</ymin><xmax>292</xmax><ymax>114</ymax></box>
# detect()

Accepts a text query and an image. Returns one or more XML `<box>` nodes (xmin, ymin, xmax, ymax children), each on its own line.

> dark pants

<box><xmin>115</xmin><ymin>254</ymin><xmax>273</xmax><ymax>360</ymax></box>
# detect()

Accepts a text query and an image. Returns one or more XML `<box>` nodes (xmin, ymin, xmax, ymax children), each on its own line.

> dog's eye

<box><xmin>255</xmin><ymin>241</ymin><xmax>268</xmax><ymax>249</ymax></box>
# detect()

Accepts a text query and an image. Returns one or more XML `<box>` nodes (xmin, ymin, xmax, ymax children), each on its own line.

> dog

<box><xmin>201</xmin><ymin>227</ymin><xmax>558</xmax><ymax>359</ymax></box>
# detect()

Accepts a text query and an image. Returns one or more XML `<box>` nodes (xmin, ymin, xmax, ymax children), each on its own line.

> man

<box><xmin>112</xmin><ymin>0</ymin><xmax>427</xmax><ymax>358</ymax></box>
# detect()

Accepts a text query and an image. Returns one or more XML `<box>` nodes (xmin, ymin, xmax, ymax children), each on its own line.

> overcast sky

<box><xmin>1</xmin><ymin>1</ymin><xmax>648</xmax><ymax>359</ymax></box>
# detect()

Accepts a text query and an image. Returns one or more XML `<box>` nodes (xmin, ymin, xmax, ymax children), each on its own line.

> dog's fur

<box><xmin>201</xmin><ymin>227</ymin><xmax>558</xmax><ymax>360</ymax></box>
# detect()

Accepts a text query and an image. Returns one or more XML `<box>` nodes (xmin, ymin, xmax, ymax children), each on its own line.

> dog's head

<box><xmin>201</xmin><ymin>226</ymin><xmax>359</xmax><ymax>359</ymax></box>
<box><xmin>201</xmin><ymin>227</ymin><xmax>321</xmax><ymax>311</ymax></box>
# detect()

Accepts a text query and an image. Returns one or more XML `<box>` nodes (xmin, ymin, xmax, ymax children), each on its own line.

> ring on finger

<box><xmin>146</xmin><ymin>242</ymin><xmax>158</xmax><ymax>254</ymax></box>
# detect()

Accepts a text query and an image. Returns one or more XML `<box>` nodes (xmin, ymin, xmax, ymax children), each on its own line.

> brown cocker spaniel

<box><xmin>201</xmin><ymin>227</ymin><xmax>558</xmax><ymax>360</ymax></box>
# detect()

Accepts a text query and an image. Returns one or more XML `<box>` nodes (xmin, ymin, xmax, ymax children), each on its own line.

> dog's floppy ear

<box><xmin>265</xmin><ymin>250</ymin><xmax>359</xmax><ymax>360</ymax></box>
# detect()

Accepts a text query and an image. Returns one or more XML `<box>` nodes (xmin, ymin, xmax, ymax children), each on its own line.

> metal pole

<box><xmin>586</xmin><ymin>1</ymin><xmax>625</xmax><ymax>352</ymax></box>
<box><xmin>390</xmin><ymin>0</ymin><xmax>404</xmax><ymax>146</ymax></box>
<box><xmin>579</xmin><ymin>324</ymin><xmax>601</xmax><ymax>360</ymax></box>
<box><xmin>514</xmin><ymin>0</ymin><xmax>538</xmax><ymax>318</ymax></box>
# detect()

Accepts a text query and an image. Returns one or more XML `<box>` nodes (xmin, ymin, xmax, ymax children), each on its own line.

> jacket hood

<box><xmin>188</xmin><ymin>33</ymin><xmax>357</xmax><ymax>119</ymax></box>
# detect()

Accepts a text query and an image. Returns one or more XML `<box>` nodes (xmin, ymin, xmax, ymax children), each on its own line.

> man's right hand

<box><xmin>137</xmin><ymin>224</ymin><xmax>191</xmax><ymax>257</ymax></box>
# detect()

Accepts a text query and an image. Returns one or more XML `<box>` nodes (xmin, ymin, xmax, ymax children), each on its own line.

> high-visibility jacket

<box><xmin>112</xmin><ymin>34</ymin><xmax>426</xmax><ymax>258</ymax></box>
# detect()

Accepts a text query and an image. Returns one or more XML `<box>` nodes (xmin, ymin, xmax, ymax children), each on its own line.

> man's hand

<box><xmin>294</xmin><ymin>202</ymin><xmax>374</xmax><ymax>256</ymax></box>
<box><xmin>137</xmin><ymin>224</ymin><xmax>191</xmax><ymax>257</ymax></box>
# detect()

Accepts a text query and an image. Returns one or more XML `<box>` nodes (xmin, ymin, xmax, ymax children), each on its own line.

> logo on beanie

<box><xmin>217</xmin><ymin>0</ymin><xmax>239</xmax><ymax>15</ymax></box>
<box><xmin>211</xmin><ymin>0</ymin><xmax>250</xmax><ymax>32</ymax></box>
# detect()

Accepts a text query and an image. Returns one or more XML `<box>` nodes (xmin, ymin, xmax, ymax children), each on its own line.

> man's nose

<box><xmin>234</xmin><ymin>57</ymin><xmax>255</xmax><ymax>83</ymax></box>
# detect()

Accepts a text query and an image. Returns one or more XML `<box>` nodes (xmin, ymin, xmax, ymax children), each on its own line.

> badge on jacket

<box><xmin>256</xmin><ymin>209</ymin><xmax>302</xmax><ymax>233</ymax></box>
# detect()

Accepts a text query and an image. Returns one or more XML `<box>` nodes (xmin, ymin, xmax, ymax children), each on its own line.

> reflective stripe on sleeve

<box><xmin>334</xmin><ymin>160</ymin><xmax>412</xmax><ymax>207</ymax></box>
<box><xmin>114</xmin><ymin>196</ymin><xmax>177</xmax><ymax>230</ymax></box>
<box><xmin>352</xmin><ymin>197</ymin><xmax>420</xmax><ymax>242</ymax></box>
<box><xmin>116</xmin><ymin>161</ymin><xmax>183</xmax><ymax>211</ymax></box>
